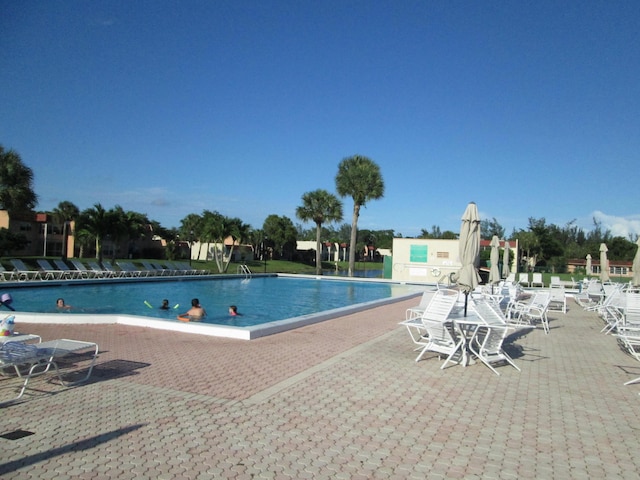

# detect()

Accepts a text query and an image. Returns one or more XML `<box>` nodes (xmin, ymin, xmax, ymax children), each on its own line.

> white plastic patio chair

<box><xmin>518</xmin><ymin>273</ymin><xmax>530</xmax><ymax>287</ymax></box>
<box><xmin>575</xmin><ymin>280</ymin><xmax>604</xmax><ymax>310</ymax></box>
<box><xmin>400</xmin><ymin>290</ymin><xmax>450</xmax><ymax>352</ymax></box>
<box><xmin>508</xmin><ymin>291</ymin><xmax>551</xmax><ymax>334</ymax></box>
<box><xmin>467</xmin><ymin>299</ymin><xmax>523</xmax><ymax>375</ymax></box>
<box><xmin>531</xmin><ymin>272</ymin><xmax>544</xmax><ymax>288</ymax></box>
<box><xmin>410</xmin><ymin>289</ymin><xmax>463</xmax><ymax>367</ymax></box>
<box><xmin>598</xmin><ymin>286</ymin><xmax>626</xmax><ymax>333</ymax></box>
<box><xmin>405</xmin><ymin>289</ymin><xmax>437</xmax><ymax>321</ymax></box>
<box><xmin>548</xmin><ymin>284</ymin><xmax>567</xmax><ymax>314</ymax></box>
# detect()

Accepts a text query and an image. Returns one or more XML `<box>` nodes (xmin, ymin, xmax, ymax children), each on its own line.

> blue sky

<box><xmin>2</xmin><ymin>1</ymin><xmax>639</xmax><ymax>238</ymax></box>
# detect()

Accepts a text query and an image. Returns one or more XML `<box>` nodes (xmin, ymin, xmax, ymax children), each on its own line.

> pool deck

<box><xmin>2</xmin><ymin>296</ymin><xmax>640</xmax><ymax>478</ymax></box>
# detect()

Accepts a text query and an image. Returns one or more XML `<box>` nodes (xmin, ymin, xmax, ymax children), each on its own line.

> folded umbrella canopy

<box><xmin>502</xmin><ymin>240</ymin><xmax>511</xmax><ymax>279</ymax></box>
<box><xmin>600</xmin><ymin>243</ymin><xmax>610</xmax><ymax>283</ymax></box>
<box><xmin>488</xmin><ymin>235</ymin><xmax>501</xmax><ymax>285</ymax></box>
<box><xmin>457</xmin><ymin>202</ymin><xmax>481</xmax><ymax>316</ymax></box>
<box><xmin>633</xmin><ymin>238</ymin><xmax>640</xmax><ymax>286</ymax></box>
<box><xmin>586</xmin><ymin>254</ymin><xmax>592</xmax><ymax>276</ymax></box>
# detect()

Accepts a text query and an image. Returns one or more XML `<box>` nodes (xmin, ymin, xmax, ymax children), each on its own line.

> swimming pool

<box><xmin>3</xmin><ymin>275</ymin><xmax>424</xmax><ymax>339</ymax></box>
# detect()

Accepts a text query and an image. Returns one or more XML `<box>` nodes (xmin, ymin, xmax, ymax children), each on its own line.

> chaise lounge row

<box><xmin>0</xmin><ymin>259</ymin><xmax>209</xmax><ymax>281</ymax></box>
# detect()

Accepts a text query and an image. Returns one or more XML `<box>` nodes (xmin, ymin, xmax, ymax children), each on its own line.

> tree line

<box><xmin>1</xmin><ymin>144</ymin><xmax>637</xmax><ymax>275</ymax></box>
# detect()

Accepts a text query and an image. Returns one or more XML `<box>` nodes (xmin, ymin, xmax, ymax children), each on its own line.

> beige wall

<box><xmin>391</xmin><ymin>238</ymin><xmax>462</xmax><ymax>283</ymax></box>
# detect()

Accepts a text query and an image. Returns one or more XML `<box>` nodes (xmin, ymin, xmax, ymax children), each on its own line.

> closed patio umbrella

<box><xmin>586</xmin><ymin>254</ymin><xmax>592</xmax><ymax>276</ymax></box>
<box><xmin>600</xmin><ymin>243</ymin><xmax>610</xmax><ymax>283</ymax></box>
<box><xmin>502</xmin><ymin>240</ymin><xmax>511</xmax><ymax>279</ymax></box>
<box><xmin>632</xmin><ymin>238</ymin><xmax>640</xmax><ymax>286</ymax></box>
<box><xmin>488</xmin><ymin>235</ymin><xmax>501</xmax><ymax>285</ymax></box>
<box><xmin>456</xmin><ymin>202</ymin><xmax>481</xmax><ymax>316</ymax></box>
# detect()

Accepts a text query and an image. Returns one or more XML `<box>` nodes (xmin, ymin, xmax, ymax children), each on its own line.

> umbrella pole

<box><xmin>464</xmin><ymin>292</ymin><xmax>469</xmax><ymax>317</ymax></box>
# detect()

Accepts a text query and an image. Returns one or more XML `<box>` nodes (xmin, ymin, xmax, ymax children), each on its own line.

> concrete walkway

<box><xmin>1</xmin><ymin>297</ymin><xmax>640</xmax><ymax>479</ymax></box>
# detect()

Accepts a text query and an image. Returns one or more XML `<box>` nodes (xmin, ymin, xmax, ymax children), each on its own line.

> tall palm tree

<box><xmin>296</xmin><ymin>189</ymin><xmax>343</xmax><ymax>275</ymax></box>
<box><xmin>0</xmin><ymin>145</ymin><xmax>38</xmax><ymax>213</ymax></box>
<box><xmin>121</xmin><ymin>209</ymin><xmax>149</xmax><ymax>258</ymax></box>
<box><xmin>335</xmin><ymin>155</ymin><xmax>384</xmax><ymax>277</ymax></box>
<box><xmin>51</xmin><ymin>201</ymin><xmax>79</xmax><ymax>259</ymax></box>
<box><xmin>180</xmin><ymin>213</ymin><xmax>203</xmax><ymax>263</ymax></box>
<box><xmin>77</xmin><ymin>203</ymin><xmax>110</xmax><ymax>262</ymax></box>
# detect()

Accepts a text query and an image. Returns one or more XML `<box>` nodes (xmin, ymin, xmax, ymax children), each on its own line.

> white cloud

<box><xmin>592</xmin><ymin>211</ymin><xmax>640</xmax><ymax>239</ymax></box>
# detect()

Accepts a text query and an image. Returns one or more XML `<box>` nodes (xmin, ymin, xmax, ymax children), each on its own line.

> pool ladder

<box><xmin>237</xmin><ymin>264</ymin><xmax>252</xmax><ymax>279</ymax></box>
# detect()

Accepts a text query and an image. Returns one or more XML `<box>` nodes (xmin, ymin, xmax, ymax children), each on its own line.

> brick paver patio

<box><xmin>1</xmin><ymin>296</ymin><xmax>640</xmax><ymax>478</ymax></box>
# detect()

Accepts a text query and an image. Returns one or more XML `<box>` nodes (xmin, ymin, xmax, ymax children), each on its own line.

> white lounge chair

<box><xmin>531</xmin><ymin>273</ymin><xmax>544</xmax><ymax>288</ymax></box>
<box><xmin>173</xmin><ymin>261</ymin><xmax>208</xmax><ymax>275</ymax></box>
<box><xmin>101</xmin><ymin>261</ymin><xmax>126</xmax><ymax>278</ymax></box>
<box><xmin>623</xmin><ymin>291</ymin><xmax>640</xmax><ymax>328</ymax></box>
<box><xmin>116</xmin><ymin>261</ymin><xmax>147</xmax><ymax>277</ymax></box>
<box><xmin>405</xmin><ymin>289</ymin><xmax>437</xmax><ymax>321</ymax></box>
<box><xmin>36</xmin><ymin>259</ymin><xmax>63</xmax><ymax>280</ymax></box>
<box><xmin>53</xmin><ymin>259</ymin><xmax>85</xmax><ymax>279</ymax></box>
<box><xmin>548</xmin><ymin>284</ymin><xmax>567</xmax><ymax>314</ymax></box>
<box><xmin>10</xmin><ymin>259</ymin><xmax>42</xmax><ymax>281</ymax></box>
<box><xmin>68</xmin><ymin>259</ymin><xmax>95</xmax><ymax>279</ymax></box>
<box><xmin>141</xmin><ymin>262</ymin><xmax>169</xmax><ymax>276</ymax></box>
<box><xmin>152</xmin><ymin>263</ymin><xmax>174</xmax><ymax>276</ymax></box>
<box><xmin>400</xmin><ymin>289</ymin><xmax>442</xmax><ymax>350</ymax></box>
<box><xmin>406</xmin><ymin>288</ymin><xmax>461</xmax><ymax>366</ymax></box>
<box><xmin>509</xmin><ymin>290</ymin><xmax>551</xmax><ymax>334</ymax></box>
<box><xmin>0</xmin><ymin>265</ymin><xmax>18</xmax><ymax>281</ymax></box>
<box><xmin>517</xmin><ymin>273</ymin><xmax>529</xmax><ymax>287</ymax></box>
<box><xmin>467</xmin><ymin>298</ymin><xmax>523</xmax><ymax>375</ymax></box>
<box><xmin>575</xmin><ymin>280</ymin><xmax>604</xmax><ymax>310</ymax></box>
<box><xmin>599</xmin><ymin>287</ymin><xmax>626</xmax><ymax>334</ymax></box>
<box><xmin>0</xmin><ymin>338</ymin><xmax>98</xmax><ymax>406</ymax></box>
<box><xmin>87</xmin><ymin>261</ymin><xmax>112</xmax><ymax>278</ymax></box>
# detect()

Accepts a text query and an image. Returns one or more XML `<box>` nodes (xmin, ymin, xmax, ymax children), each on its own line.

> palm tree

<box><xmin>335</xmin><ymin>155</ymin><xmax>384</xmax><ymax>276</ymax></box>
<box><xmin>51</xmin><ymin>201</ymin><xmax>80</xmax><ymax>259</ymax></box>
<box><xmin>0</xmin><ymin>145</ymin><xmax>38</xmax><ymax>213</ymax></box>
<box><xmin>180</xmin><ymin>213</ymin><xmax>203</xmax><ymax>263</ymax></box>
<box><xmin>77</xmin><ymin>203</ymin><xmax>110</xmax><ymax>262</ymax></box>
<box><xmin>121</xmin><ymin>209</ymin><xmax>150</xmax><ymax>258</ymax></box>
<box><xmin>199</xmin><ymin>210</ymin><xmax>249</xmax><ymax>273</ymax></box>
<box><xmin>296</xmin><ymin>189</ymin><xmax>343</xmax><ymax>275</ymax></box>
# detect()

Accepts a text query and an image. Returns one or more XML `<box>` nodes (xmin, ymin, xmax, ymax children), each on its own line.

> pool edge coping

<box><xmin>10</xmin><ymin>274</ymin><xmax>430</xmax><ymax>340</ymax></box>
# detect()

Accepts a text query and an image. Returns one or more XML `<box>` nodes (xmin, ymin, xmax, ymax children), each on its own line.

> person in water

<box><xmin>177</xmin><ymin>298</ymin><xmax>206</xmax><ymax>322</ymax></box>
<box><xmin>56</xmin><ymin>298</ymin><xmax>72</xmax><ymax>310</ymax></box>
<box><xmin>229</xmin><ymin>305</ymin><xmax>241</xmax><ymax>316</ymax></box>
<box><xmin>160</xmin><ymin>299</ymin><xmax>170</xmax><ymax>310</ymax></box>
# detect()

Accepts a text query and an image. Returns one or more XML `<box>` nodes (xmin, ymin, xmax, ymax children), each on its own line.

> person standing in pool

<box><xmin>177</xmin><ymin>298</ymin><xmax>206</xmax><ymax>322</ymax></box>
<box><xmin>56</xmin><ymin>298</ymin><xmax>72</xmax><ymax>310</ymax></box>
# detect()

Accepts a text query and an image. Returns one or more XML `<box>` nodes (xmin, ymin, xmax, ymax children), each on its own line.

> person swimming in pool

<box><xmin>177</xmin><ymin>298</ymin><xmax>206</xmax><ymax>322</ymax></box>
<box><xmin>228</xmin><ymin>305</ymin><xmax>241</xmax><ymax>316</ymax></box>
<box><xmin>160</xmin><ymin>299</ymin><xmax>170</xmax><ymax>310</ymax></box>
<box><xmin>56</xmin><ymin>298</ymin><xmax>72</xmax><ymax>310</ymax></box>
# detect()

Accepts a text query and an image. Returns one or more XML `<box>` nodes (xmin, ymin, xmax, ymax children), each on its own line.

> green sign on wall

<box><xmin>410</xmin><ymin>245</ymin><xmax>428</xmax><ymax>263</ymax></box>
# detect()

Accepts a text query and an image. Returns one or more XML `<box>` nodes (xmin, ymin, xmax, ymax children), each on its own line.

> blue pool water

<box><xmin>3</xmin><ymin>276</ymin><xmax>419</xmax><ymax>327</ymax></box>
